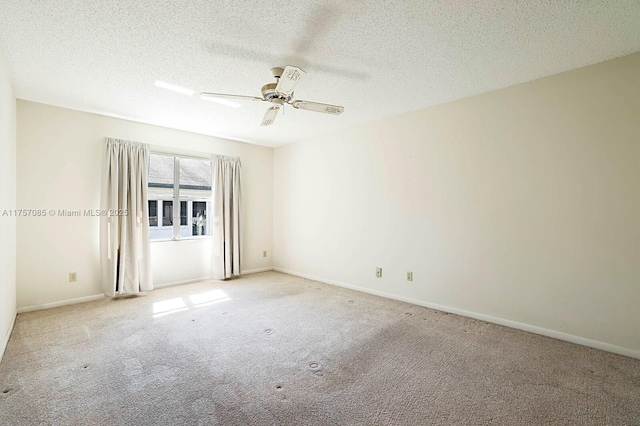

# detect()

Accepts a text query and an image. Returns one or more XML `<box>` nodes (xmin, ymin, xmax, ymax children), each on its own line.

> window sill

<box><xmin>150</xmin><ymin>236</ymin><xmax>211</xmax><ymax>243</ymax></box>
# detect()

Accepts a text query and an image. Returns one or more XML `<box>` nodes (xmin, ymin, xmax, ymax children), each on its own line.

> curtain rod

<box><xmin>148</xmin><ymin>144</ymin><xmax>212</xmax><ymax>160</ymax></box>
<box><xmin>105</xmin><ymin>138</ymin><xmax>237</xmax><ymax>161</ymax></box>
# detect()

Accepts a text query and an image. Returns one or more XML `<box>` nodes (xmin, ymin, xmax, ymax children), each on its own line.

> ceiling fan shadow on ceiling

<box><xmin>206</xmin><ymin>2</ymin><xmax>371</xmax><ymax>82</ymax></box>
<box><xmin>200</xmin><ymin>65</ymin><xmax>344</xmax><ymax>127</ymax></box>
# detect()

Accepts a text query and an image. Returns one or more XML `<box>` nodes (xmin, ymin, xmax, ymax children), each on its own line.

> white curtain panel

<box><xmin>211</xmin><ymin>155</ymin><xmax>242</xmax><ymax>279</ymax></box>
<box><xmin>100</xmin><ymin>138</ymin><xmax>153</xmax><ymax>296</ymax></box>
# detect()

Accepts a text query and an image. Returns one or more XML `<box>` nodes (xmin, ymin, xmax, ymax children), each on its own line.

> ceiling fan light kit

<box><xmin>200</xmin><ymin>65</ymin><xmax>344</xmax><ymax>126</ymax></box>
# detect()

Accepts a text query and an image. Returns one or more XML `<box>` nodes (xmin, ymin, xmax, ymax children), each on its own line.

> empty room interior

<box><xmin>1</xmin><ymin>1</ymin><xmax>640</xmax><ymax>424</ymax></box>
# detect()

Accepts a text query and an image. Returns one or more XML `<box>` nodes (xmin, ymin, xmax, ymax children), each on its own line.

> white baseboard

<box><xmin>14</xmin><ymin>271</ymin><xmax>272</xmax><ymax>315</ymax></box>
<box><xmin>16</xmin><ymin>277</ymin><xmax>214</xmax><ymax>314</ymax></box>
<box><xmin>17</xmin><ymin>294</ymin><xmax>106</xmax><ymax>314</ymax></box>
<box><xmin>241</xmin><ymin>267</ymin><xmax>274</xmax><ymax>275</ymax></box>
<box><xmin>154</xmin><ymin>277</ymin><xmax>211</xmax><ymax>289</ymax></box>
<box><xmin>274</xmin><ymin>267</ymin><xmax>640</xmax><ymax>360</ymax></box>
<box><xmin>1</xmin><ymin>311</ymin><xmax>17</xmax><ymax>363</ymax></box>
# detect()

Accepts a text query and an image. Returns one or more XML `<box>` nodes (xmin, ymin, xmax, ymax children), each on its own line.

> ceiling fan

<box><xmin>200</xmin><ymin>66</ymin><xmax>344</xmax><ymax>126</ymax></box>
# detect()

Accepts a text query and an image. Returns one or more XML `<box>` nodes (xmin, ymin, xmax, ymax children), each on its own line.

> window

<box><xmin>148</xmin><ymin>200</ymin><xmax>158</xmax><ymax>227</ymax></box>
<box><xmin>192</xmin><ymin>201</ymin><xmax>207</xmax><ymax>236</ymax></box>
<box><xmin>162</xmin><ymin>201</ymin><xmax>173</xmax><ymax>226</ymax></box>
<box><xmin>148</xmin><ymin>153</ymin><xmax>212</xmax><ymax>240</ymax></box>
<box><xmin>180</xmin><ymin>201</ymin><xmax>187</xmax><ymax>226</ymax></box>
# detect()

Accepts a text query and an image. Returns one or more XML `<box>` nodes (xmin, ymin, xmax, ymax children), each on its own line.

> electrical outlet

<box><xmin>263</xmin><ymin>250</ymin><xmax>267</xmax><ymax>258</ymax></box>
<box><xmin>407</xmin><ymin>271</ymin><xmax>413</xmax><ymax>281</ymax></box>
<box><xmin>69</xmin><ymin>272</ymin><xmax>77</xmax><ymax>282</ymax></box>
<box><xmin>376</xmin><ymin>267</ymin><xmax>382</xmax><ymax>278</ymax></box>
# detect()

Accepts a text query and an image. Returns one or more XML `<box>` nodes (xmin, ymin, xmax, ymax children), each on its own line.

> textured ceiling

<box><xmin>0</xmin><ymin>1</ymin><xmax>639</xmax><ymax>147</ymax></box>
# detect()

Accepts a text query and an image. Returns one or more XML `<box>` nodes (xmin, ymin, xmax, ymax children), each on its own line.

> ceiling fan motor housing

<box><xmin>261</xmin><ymin>82</ymin><xmax>291</xmax><ymax>103</ymax></box>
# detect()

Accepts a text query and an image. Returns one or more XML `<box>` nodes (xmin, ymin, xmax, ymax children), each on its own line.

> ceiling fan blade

<box><xmin>275</xmin><ymin>66</ymin><xmax>306</xmax><ymax>97</ymax></box>
<box><xmin>290</xmin><ymin>100</ymin><xmax>344</xmax><ymax>115</ymax></box>
<box><xmin>200</xmin><ymin>92</ymin><xmax>264</xmax><ymax>102</ymax></box>
<box><xmin>261</xmin><ymin>105</ymin><xmax>280</xmax><ymax>126</ymax></box>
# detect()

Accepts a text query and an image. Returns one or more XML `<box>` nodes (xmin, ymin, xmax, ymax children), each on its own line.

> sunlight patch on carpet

<box><xmin>189</xmin><ymin>289</ymin><xmax>231</xmax><ymax>308</ymax></box>
<box><xmin>152</xmin><ymin>290</ymin><xmax>231</xmax><ymax>317</ymax></box>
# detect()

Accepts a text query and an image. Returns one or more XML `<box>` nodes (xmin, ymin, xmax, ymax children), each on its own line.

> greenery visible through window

<box><xmin>148</xmin><ymin>153</ymin><xmax>212</xmax><ymax>240</ymax></box>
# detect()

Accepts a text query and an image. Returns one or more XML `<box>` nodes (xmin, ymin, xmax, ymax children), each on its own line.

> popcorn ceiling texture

<box><xmin>1</xmin><ymin>272</ymin><xmax>639</xmax><ymax>425</ymax></box>
<box><xmin>0</xmin><ymin>1</ymin><xmax>638</xmax><ymax>146</ymax></box>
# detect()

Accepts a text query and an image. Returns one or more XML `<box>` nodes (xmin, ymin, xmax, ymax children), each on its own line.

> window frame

<box><xmin>148</xmin><ymin>152</ymin><xmax>212</xmax><ymax>242</ymax></box>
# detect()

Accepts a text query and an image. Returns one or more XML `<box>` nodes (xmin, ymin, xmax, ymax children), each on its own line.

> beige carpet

<box><xmin>1</xmin><ymin>272</ymin><xmax>638</xmax><ymax>425</ymax></box>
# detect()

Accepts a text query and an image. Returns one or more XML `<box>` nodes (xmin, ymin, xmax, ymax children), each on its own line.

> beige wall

<box><xmin>17</xmin><ymin>101</ymin><xmax>273</xmax><ymax>309</ymax></box>
<box><xmin>274</xmin><ymin>53</ymin><xmax>640</xmax><ymax>356</ymax></box>
<box><xmin>0</xmin><ymin>46</ymin><xmax>16</xmax><ymax>360</ymax></box>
